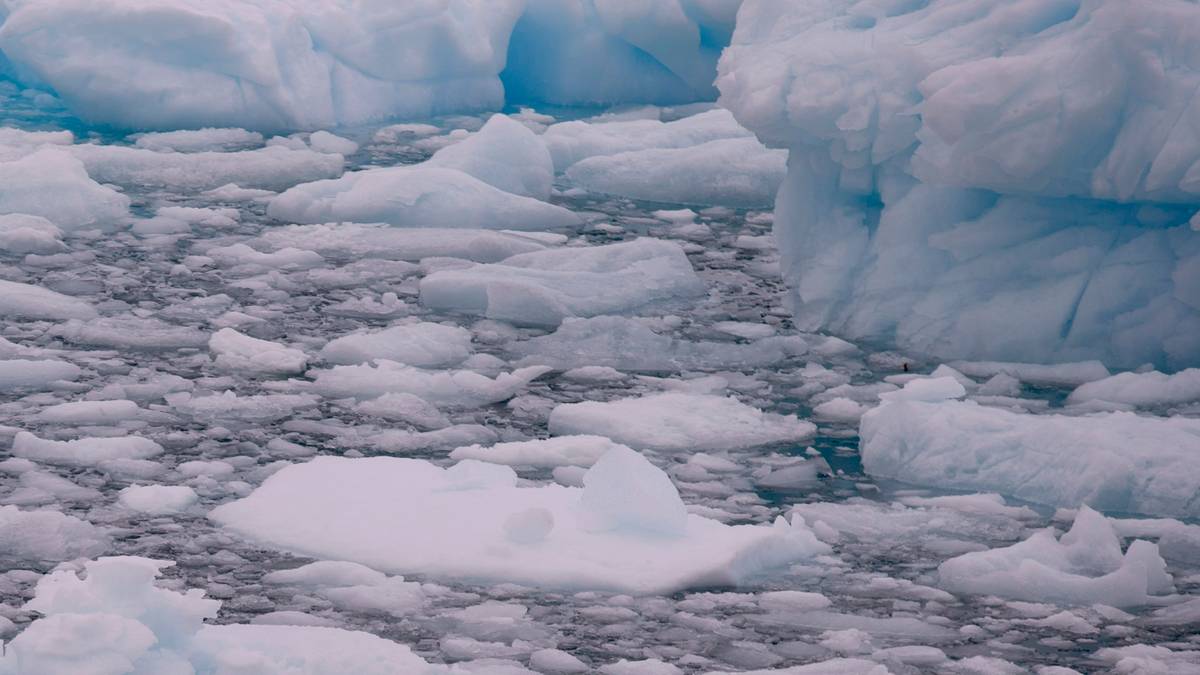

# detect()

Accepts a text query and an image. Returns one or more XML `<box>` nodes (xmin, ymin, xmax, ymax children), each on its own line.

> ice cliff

<box><xmin>0</xmin><ymin>0</ymin><xmax>740</xmax><ymax>131</ymax></box>
<box><xmin>717</xmin><ymin>0</ymin><xmax>1200</xmax><ymax>369</ymax></box>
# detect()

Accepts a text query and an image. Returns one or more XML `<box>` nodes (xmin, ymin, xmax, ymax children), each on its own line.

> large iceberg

<box><xmin>717</xmin><ymin>0</ymin><xmax>1200</xmax><ymax>369</ymax></box>
<box><xmin>0</xmin><ymin>0</ymin><xmax>741</xmax><ymax>131</ymax></box>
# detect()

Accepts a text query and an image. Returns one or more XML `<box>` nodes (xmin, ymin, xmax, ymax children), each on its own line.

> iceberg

<box><xmin>717</xmin><ymin>0</ymin><xmax>1200</xmax><ymax>369</ymax></box>
<box><xmin>210</xmin><ymin>449</ymin><xmax>830</xmax><ymax>594</ymax></box>
<box><xmin>0</xmin><ymin>0</ymin><xmax>742</xmax><ymax>131</ymax></box>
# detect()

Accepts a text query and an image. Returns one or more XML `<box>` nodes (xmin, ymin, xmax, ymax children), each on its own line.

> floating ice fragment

<box><xmin>210</xmin><ymin>449</ymin><xmax>830</xmax><ymax>594</ymax></box>
<box><xmin>549</xmin><ymin>393</ymin><xmax>815</xmax><ymax>452</ymax></box>
<box><xmin>938</xmin><ymin>506</ymin><xmax>1174</xmax><ymax>608</ymax></box>
<box><xmin>420</xmin><ymin>238</ymin><xmax>705</xmax><ymax>328</ymax></box>
<box><xmin>209</xmin><ymin>328</ymin><xmax>309</xmax><ymax>376</ymax></box>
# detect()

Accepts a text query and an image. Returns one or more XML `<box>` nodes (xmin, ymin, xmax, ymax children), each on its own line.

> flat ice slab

<box><xmin>211</xmin><ymin>449</ymin><xmax>829</xmax><ymax>594</ymax></box>
<box><xmin>267</xmin><ymin>166</ymin><xmax>580</xmax><ymax>230</ymax></box>
<box><xmin>548</xmin><ymin>393</ymin><xmax>816</xmax><ymax>452</ymax></box>
<box><xmin>419</xmin><ymin>238</ymin><xmax>705</xmax><ymax>327</ymax></box>
<box><xmin>860</xmin><ymin>379</ymin><xmax>1200</xmax><ymax>519</ymax></box>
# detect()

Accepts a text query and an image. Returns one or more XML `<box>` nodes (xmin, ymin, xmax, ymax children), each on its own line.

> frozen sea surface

<box><xmin>0</xmin><ymin>89</ymin><xmax>1196</xmax><ymax>674</ymax></box>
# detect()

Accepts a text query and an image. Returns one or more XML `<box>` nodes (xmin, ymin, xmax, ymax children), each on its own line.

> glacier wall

<box><xmin>717</xmin><ymin>0</ymin><xmax>1200</xmax><ymax>369</ymax></box>
<box><xmin>0</xmin><ymin>0</ymin><xmax>740</xmax><ymax>131</ymax></box>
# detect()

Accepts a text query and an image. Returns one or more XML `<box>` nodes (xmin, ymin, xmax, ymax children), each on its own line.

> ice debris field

<box><xmin>0</xmin><ymin>0</ymin><xmax>1197</xmax><ymax>673</ymax></box>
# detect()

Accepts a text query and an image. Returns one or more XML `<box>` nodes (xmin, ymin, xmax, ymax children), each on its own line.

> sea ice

<box><xmin>426</xmin><ymin>114</ymin><xmax>555</xmax><ymax>200</ymax></box>
<box><xmin>0</xmin><ymin>505</ymin><xmax>109</xmax><ymax>562</ymax></box>
<box><xmin>319</xmin><ymin>322</ymin><xmax>472</xmax><ymax>368</ymax></box>
<box><xmin>450</xmin><ymin>435</ymin><xmax>631</xmax><ymax>469</ymax></box>
<box><xmin>268</xmin><ymin>166</ymin><xmax>580</xmax><ymax>231</ymax></box>
<box><xmin>133</xmin><ymin>128</ymin><xmax>264</xmax><ymax>153</ymax></box>
<box><xmin>1068</xmin><ymin>368</ymin><xmax>1200</xmax><ymax>408</ymax></box>
<box><xmin>68</xmin><ymin>143</ymin><xmax>344</xmax><ymax>191</ymax></box>
<box><xmin>0</xmin><ymin>359</ymin><xmax>81</xmax><ymax>390</ymax></box>
<box><xmin>255</xmin><ymin>224</ymin><xmax>555</xmax><ymax>263</ymax></box>
<box><xmin>420</xmin><ymin>238</ymin><xmax>705</xmax><ymax>327</ymax></box>
<box><xmin>0</xmin><ymin>556</ymin><xmax>444</xmax><ymax>674</ymax></box>
<box><xmin>209</xmin><ymin>328</ymin><xmax>309</xmax><ymax>376</ymax></box>
<box><xmin>309</xmin><ymin>362</ymin><xmax>550</xmax><ymax>409</ymax></box>
<box><xmin>118</xmin><ymin>485</ymin><xmax>199</xmax><ymax>516</ymax></box>
<box><xmin>938</xmin><ymin>507</ymin><xmax>1174</xmax><ymax>608</ymax></box>
<box><xmin>542</xmin><ymin>108</ymin><xmax>753</xmax><ymax>171</ymax></box>
<box><xmin>13</xmin><ymin>431</ymin><xmax>163</xmax><ymax>466</ymax></box>
<box><xmin>860</xmin><ymin>379</ymin><xmax>1200</xmax><ymax>519</ymax></box>
<box><xmin>565</xmin><ymin>137</ymin><xmax>785</xmax><ymax>207</ymax></box>
<box><xmin>508</xmin><ymin>316</ymin><xmax>807</xmax><ymax>372</ymax></box>
<box><xmin>0</xmin><ymin>148</ymin><xmax>130</xmax><ymax>230</ymax></box>
<box><xmin>548</xmin><ymin>393</ymin><xmax>815</xmax><ymax>452</ymax></box>
<box><xmin>210</xmin><ymin>449</ymin><xmax>830</xmax><ymax>594</ymax></box>
<box><xmin>0</xmin><ymin>214</ymin><xmax>63</xmax><ymax>254</ymax></box>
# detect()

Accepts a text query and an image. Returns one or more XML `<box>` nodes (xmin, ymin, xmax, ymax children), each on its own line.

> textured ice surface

<box><xmin>319</xmin><ymin>322</ymin><xmax>472</xmax><ymax>368</ymax></box>
<box><xmin>0</xmin><ymin>556</ymin><xmax>448</xmax><ymax>675</ymax></box>
<box><xmin>211</xmin><ymin>451</ymin><xmax>830</xmax><ymax>594</ymax></box>
<box><xmin>861</xmin><ymin>379</ymin><xmax>1200</xmax><ymax>519</ymax></box>
<box><xmin>543</xmin><ymin>108</ymin><xmax>752</xmax><ymax>171</ymax></box>
<box><xmin>939</xmin><ymin>507</ymin><xmax>1174</xmax><ymax>608</ymax></box>
<box><xmin>255</xmin><ymin>224</ymin><xmax>555</xmax><ymax>263</ymax></box>
<box><xmin>718</xmin><ymin>0</ymin><xmax>1200</xmax><ymax>368</ymax></box>
<box><xmin>549</xmin><ymin>393</ymin><xmax>815</xmax><ymax>452</ymax></box>
<box><xmin>565</xmin><ymin>137</ymin><xmax>786</xmax><ymax>207</ymax></box>
<box><xmin>420</xmin><ymin>238</ymin><xmax>705</xmax><ymax>327</ymax></box>
<box><xmin>0</xmin><ymin>148</ymin><xmax>129</xmax><ymax>230</ymax></box>
<box><xmin>426</xmin><ymin>114</ymin><xmax>555</xmax><ymax>200</ymax></box>
<box><xmin>0</xmin><ymin>0</ymin><xmax>743</xmax><ymax>131</ymax></box>
<box><xmin>268</xmin><ymin>166</ymin><xmax>580</xmax><ymax>230</ymax></box>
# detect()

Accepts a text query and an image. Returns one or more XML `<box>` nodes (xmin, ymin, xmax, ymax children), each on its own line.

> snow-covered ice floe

<box><xmin>420</xmin><ymin>238</ymin><xmax>705</xmax><ymax>327</ymax></box>
<box><xmin>268</xmin><ymin>166</ymin><xmax>580</xmax><ymax>231</ymax></box>
<box><xmin>718</xmin><ymin>0</ymin><xmax>1200</xmax><ymax>368</ymax></box>
<box><xmin>548</xmin><ymin>393</ymin><xmax>816</xmax><ymax>452</ymax></box>
<box><xmin>211</xmin><ymin>447</ymin><xmax>830</xmax><ymax>594</ymax></box>
<box><xmin>254</xmin><ymin>224</ymin><xmax>556</xmax><ymax>263</ymax></box>
<box><xmin>860</xmin><ymin>378</ymin><xmax>1200</xmax><ymax>519</ymax></box>
<box><xmin>939</xmin><ymin>506</ymin><xmax>1174</xmax><ymax>608</ymax></box>
<box><xmin>0</xmin><ymin>556</ymin><xmax>457</xmax><ymax>674</ymax></box>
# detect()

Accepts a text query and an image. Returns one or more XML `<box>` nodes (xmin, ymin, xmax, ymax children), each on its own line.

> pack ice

<box><xmin>718</xmin><ymin>0</ymin><xmax>1200</xmax><ymax>369</ymax></box>
<box><xmin>211</xmin><ymin>447</ymin><xmax>830</xmax><ymax>594</ymax></box>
